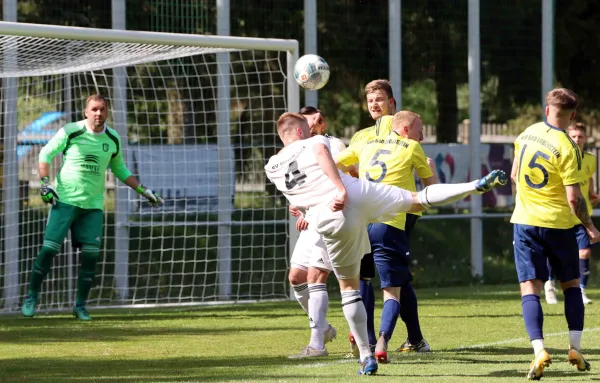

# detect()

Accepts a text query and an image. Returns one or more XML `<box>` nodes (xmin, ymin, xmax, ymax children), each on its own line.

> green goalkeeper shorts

<box><xmin>44</xmin><ymin>201</ymin><xmax>103</xmax><ymax>248</ymax></box>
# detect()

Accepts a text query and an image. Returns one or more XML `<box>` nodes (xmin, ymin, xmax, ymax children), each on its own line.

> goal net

<box><xmin>0</xmin><ymin>22</ymin><xmax>300</xmax><ymax>312</ymax></box>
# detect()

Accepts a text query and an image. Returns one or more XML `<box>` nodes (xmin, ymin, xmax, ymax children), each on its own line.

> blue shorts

<box><xmin>405</xmin><ymin>214</ymin><xmax>420</xmax><ymax>241</ymax></box>
<box><xmin>360</xmin><ymin>252</ymin><xmax>376</xmax><ymax>279</ymax></box>
<box><xmin>513</xmin><ymin>224</ymin><xmax>579</xmax><ymax>283</ymax></box>
<box><xmin>368</xmin><ymin>223</ymin><xmax>412</xmax><ymax>288</ymax></box>
<box><xmin>574</xmin><ymin>224</ymin><xmax>599</xmax><ymax>250</ymax></box>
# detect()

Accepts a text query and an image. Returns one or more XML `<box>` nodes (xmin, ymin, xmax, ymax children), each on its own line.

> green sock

<box><xmin>28</xmin><ymin>243</ymin><xmax>60</xmax><ymax>298</ymax></box>
<box><xmin>76</xmin><ymin>246</ymin><xmax>99</xmax><ymax>306</ymax></box>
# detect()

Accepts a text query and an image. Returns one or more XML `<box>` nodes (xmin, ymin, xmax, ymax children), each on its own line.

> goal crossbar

<box><xmin>0</xmin><ymin>21</ymin><xmax>298</xmax><ymax>52</ymax></box>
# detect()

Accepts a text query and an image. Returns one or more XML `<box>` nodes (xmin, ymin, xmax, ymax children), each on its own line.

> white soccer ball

<box><xmin>294</xmin><ymin>54</ymin><xmax>330</xmax><ymax>90</ymax></box>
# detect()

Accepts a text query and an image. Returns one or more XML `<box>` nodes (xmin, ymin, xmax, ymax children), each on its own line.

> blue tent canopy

<box><xmin>17</xmin><ymin>112</ymin><xmax>65</xmax><ymax>159</ymax></box>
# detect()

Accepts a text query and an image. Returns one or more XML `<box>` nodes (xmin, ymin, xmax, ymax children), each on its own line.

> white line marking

<box><xmin>293</xmin><ymin>326</ymin><xmax>600</xmax><ymax>369</ymax></box>
<box><xmin>456</xmin><ymin>326</ymin><xmax>600</xmax><ymax>350</ymax></box>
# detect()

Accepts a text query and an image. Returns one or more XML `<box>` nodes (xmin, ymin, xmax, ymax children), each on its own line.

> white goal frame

<box><xmin>0</xmin><ymin>21</ymin><xmax>300</xmax><ymax>310</ymax></box>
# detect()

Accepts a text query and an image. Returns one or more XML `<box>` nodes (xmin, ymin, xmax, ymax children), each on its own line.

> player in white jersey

<box><xmin>287</xmin><ymin>106</ymin><xmax>347</xmax><ymax>358</ymax></box>
<box><xmin>265</xmin><ymin>112</ymin><xmax>507</xmax><ymax>375</ymax></box>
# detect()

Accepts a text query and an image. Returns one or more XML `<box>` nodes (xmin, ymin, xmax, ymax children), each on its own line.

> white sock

<box><xmin>532</xmin><ymin>339</ymin><xmax>545</xmax><ymax>356</ymax></box>
<box><xmin>418</xmin><ymin>181</ymin><xmax>478</xmax><ymax>208</ymax></box>
<box><xmin>341</xmin><ymin>290</ymin><xmax>371</xmax><ymax>361</ymax></box>
<box><xmin>292</xmin><ymin>283</ymin><xmax>309</xmax><ymax>314</ymax></box>
<box><xmin>569</xmin><ymin>330</ymin><xmax>583</xmax><ymax>351</ymax></box>
<box><xmin>308</xmin><ymin>283</ymin><xmax>328</xmax><ymax>350</ymax></box>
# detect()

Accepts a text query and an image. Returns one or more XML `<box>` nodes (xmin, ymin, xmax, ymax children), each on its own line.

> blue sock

<box><xmin>580</xmin><ymin>259</ymin><xmax>590</xmax><ymax>288</ymax></box>
<box><xmin>521</xmin><ymin>294</ymin><xmax>544</xmax><ymax>340</ymax></box>
<box><xmin>400</xmin><ymin>284</ymin><xmax>423</xmax><ymax>344</ymax></box>
<box><xmin>360</xmin><ymin>279</ymin><xmax>377</xmax><ymax>345</ymax></box>
<box><xmin>379</xmin><ymin>298</ymin><xmax>401</xmax><ymax>341</ymax></box>
<box><xmin>564</xmin><ymin>287</ymin><xmax>585</xmax><ymax>331</ymax></box>
<box><xmin>547</xmin><ymin>259</ymin><xmax>554</xmax><ymax>281</ymax></box>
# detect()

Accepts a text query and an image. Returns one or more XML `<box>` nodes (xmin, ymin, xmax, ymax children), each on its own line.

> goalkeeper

<box><xmin>22</xmin><ymin>94</ymin><xmax>163</xmax><ymax>321</ymax></box>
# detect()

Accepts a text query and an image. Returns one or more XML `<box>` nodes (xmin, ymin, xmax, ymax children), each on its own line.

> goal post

<box><xmin>0</xmin><ymin>21</ymin><xmax>300</xmax><ymax>312</ymax></box>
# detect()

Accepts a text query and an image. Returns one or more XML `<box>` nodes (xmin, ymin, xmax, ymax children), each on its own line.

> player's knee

<box><xmin>382</xmin><ymin>287</ymin><xmax>400</xmax><ymax>300</ymax></box>
<box><xmin>560</xmin><ymin>279</ymin><xmax>580</xmax><ymax>291</ymax></box>
<box><xmin>41</xmin><ymin>239</ymin><xmax>62</xmax><ymax>255</ymax></box>
<box><xmin>288</xmin><ymin>267</ymin><xmax>307</xmax><ymax>285</ymax></box>
<box><xmin>81</xmin><ymin>245</ymin><xmax>100</xmax><ymax>258</ymax></box>
<box><xmin>580</xmin><ymin>249</ymin><xmax>592</xmax><ymax>259</ymax></box>
<box><xmin>309</xmin><ymin>268</ymin><xmax>329</xmax><ymax>284</ymax></box>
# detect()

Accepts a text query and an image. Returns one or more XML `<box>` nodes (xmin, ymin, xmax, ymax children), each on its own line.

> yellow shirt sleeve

<box><xmin>336</xmin><ymin>143</ymin><xmax>360</xmax><ymax>167</ymax></box>
<box><xmin>559</xmin><ymin>144</ymin><xmax>585</xmax><ymax>186</ymax></box>
<box><xmin>412</xmin><ymin>144</ymin><xmax>433</xmax><ymax>179</ymax></box>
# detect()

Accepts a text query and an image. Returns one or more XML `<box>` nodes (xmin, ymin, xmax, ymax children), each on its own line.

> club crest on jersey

<box><xmin>103</xmin><ymin>143</ymin><xmax>109</xmax><ymax>152</ymax></box>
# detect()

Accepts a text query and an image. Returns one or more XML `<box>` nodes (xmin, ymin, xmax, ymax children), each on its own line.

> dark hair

<box><xmin>299</xmin><ymin>106</ymin><xmax>321</xmax><ymax>115</ymax></box>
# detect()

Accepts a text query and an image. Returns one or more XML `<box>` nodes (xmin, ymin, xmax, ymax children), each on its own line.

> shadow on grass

<box><xmin>3</xmin><ymin>354</ymin><xmax>591</xmax><ymax>383</ymax></box>
<box><xmin>2</xmin><ymin>356</ymin><xmax>305</xmax><ymax>383</ymax></box>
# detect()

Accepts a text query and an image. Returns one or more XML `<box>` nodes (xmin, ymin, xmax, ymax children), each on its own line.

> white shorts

<box><xmin>290</xmin><ymin>227</ymin><xmax>333</xmax><ymax>272</ymax></box>
<box><xmin>311</xmin><ymin>177</ymin><xmax>413</xmax><ymax>280</ymax></box>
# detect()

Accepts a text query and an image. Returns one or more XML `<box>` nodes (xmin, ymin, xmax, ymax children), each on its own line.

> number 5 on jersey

<box><xmin>518</xmin><ymin>144</ymin><xmax>550</xmax><ymax>189</ymax></box>
<box><xmin>366</xmin><ymin>149</ymin><xmax>391</xmax><ymax>183</ymax></box>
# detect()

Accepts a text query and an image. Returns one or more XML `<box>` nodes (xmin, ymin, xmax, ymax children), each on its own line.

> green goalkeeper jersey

<box><xmin>39</xmin><ymin>120</ymin><xmax>132</xmax><ymax>210</ymax></box>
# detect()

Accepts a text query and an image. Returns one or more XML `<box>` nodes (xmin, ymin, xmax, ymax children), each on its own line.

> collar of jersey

<box><xmin>544</xmin><ymin>120</ymin><xmax>563</xmax><ymax>131</ymax></box>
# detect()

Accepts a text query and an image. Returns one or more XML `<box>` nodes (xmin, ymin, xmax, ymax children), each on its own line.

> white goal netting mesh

<box><xmin>0</xmin><ymin>33</ymin><xmax>292</xmax><ymax>312</ymax></box>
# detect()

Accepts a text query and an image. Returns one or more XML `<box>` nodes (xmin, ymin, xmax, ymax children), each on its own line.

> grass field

<box><xmin>2</xmin><ymin>284</ymin><xmax>600</xmax><ymax>382</ymax></box>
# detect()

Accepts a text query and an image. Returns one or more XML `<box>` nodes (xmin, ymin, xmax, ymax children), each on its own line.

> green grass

<box><xmin>2</xmin><ymin>285</ymin><xmax>600</xmax><ymax>382</ymax></box>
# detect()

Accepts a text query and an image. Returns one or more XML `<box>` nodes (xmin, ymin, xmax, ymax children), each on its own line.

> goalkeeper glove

<box><xmin>40</xmin><ymin>176</ymin><xmax>59</xmax><ymax>206</ymax></box>
<box><xmin>136</xmin><ymin>185</ymin><xmax>164</xmax><ymax>207</ymax></box>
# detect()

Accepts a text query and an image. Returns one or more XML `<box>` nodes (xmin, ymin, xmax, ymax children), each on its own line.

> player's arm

<box><xmin>590</xmin><ymin>177</ymin><xmax>600</xmax><ymax>205</ymax></box>
<box><xmin>510</xmin><ymin>157</ymin><xmax>519</xmax><ymax>196</ymax></box>
<box><xmin>313</xmin><ymin>143</ymin><xmax>347</xmax><ymax>211</ymax></box>
<box><xmin>590</xmin><ymin>158</ymin><xmax>600</xmax><ymax>205</ymax></box>
<box><xmin>566</xmin><ymin>184</ymin><xmax>593</xmax><ymax>227</ymax></box>
<box><xmin>424</xmin><ymin>157</ymin><xmax>439</xmax><ymax>185</ymax></box>
<box><xmin>333</xmin><ymin>139</ymin><xmax>359</xmax><ymax>178</ymax></box>
<box><xmin>108</xmin><ymin>137</ymin><xmax>164</xmax><ymax>207</ymax></box>
<box><xmin>413</xmin><ymin>145</ymin><xmax>436</xmax><ymax>186</ymax></box>
<box><xmin>335</xmin><ymin>143</ymin><xmax>360</xmax><ymax>176</ymax></box>
<box><xmin>38</xmin><ymin>128</ymin><xmax>69</xmax><ymax>205</ymax></box>
<box><xmin>561</xmin><ymin>146</ymin><xmax>600</xmax><ymax>242</ymax></box>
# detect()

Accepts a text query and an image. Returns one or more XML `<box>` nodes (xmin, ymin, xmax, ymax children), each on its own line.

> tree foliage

<box><xmin>8</xmin><ymin>0</ymin><xmax>600</xmax><ymax>142</ymax></box>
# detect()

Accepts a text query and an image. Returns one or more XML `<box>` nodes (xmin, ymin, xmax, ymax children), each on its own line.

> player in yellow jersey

<box><xmin>342</xmin><ymin>79</ymin><xmax>436</xmax><ymax>358</ymax></box>
<box><xmin>545</xmin><ymin>122</ymin><xmax>599</xmax><ymax>306</ymax></box>
<box><xmin>345</xmin><ymin>80</ymin><xmax>396</xmax><ymax>353</ymax></box>
<box><xmin>510</xmin><ymin>88</ymin><xmax>598</xmax><ymax>379</ymax></box>
<box><xmin>568</xmin><ymin>123</ymin><xmax>599</xmax><ymax>304</ymax></box>
<box><xmin>337</xmin><ymin>111</ymin><xmax>437</xmax><ymax>363</ymax></box>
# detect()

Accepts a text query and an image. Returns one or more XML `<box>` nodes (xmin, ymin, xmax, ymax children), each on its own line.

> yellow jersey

<box><xmin>511</xmin><ymin>121</ymin><xmax>586</xmax><ymax>229</ymax></box>
<box><xmin>338</xmin><ymin>116</ymin><xmax>432</xmax><ymax>230</ymax></box>
<box><xmin>348</xmin><ymin>116</ymin><xmax>394</xmax><ymax>147</ymax></box>
<box><xmin>572</xmin><ymin>151</ymin><xmax>597</xmax><ymax>225</ymax></box>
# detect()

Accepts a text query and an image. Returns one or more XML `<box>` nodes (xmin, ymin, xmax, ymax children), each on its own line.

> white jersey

<box><xmin>265</xmin><ymin>135</ymin><xmax>341</xmax><ymax>209</ymax></box>
<box><xmin>324</xmin><ymin>134</ymin><xmax>346</xmax><ymax>156</ymax></box>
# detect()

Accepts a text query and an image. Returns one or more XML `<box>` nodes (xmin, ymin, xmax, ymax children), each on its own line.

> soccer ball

<box><xmin>294</xmin><ymin>54</ymin><xmax>330</xmax><ymax>90</ymax></box>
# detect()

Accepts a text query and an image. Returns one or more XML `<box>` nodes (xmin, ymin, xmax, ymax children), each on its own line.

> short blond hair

<box><xmin>365</xmin><ymin>79</ymin><xmax>394</xmax><ymax>99</ymax></box>
<box><xmin>277</xmin><ymin>112</ymin><xmax>308</xmax><ymax>133</ymax></box>
<box><xmin>545</xmin><ymin>88</ymin><xmax>578</xmax><ymax>111</ymax></box>
<box><xmin>392</xmin><ymin>110</ymin><xmax>420</xmax><ymax>128</ymax></box>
